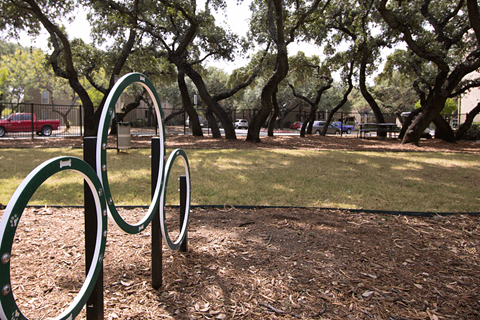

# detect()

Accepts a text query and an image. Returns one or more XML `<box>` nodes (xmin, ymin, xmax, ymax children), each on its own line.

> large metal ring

<box><xmin>96</xmin><ymin>73</ymin><xmax>166</xmax><ymax>234</ymax></box>
<box><xmin>160</xmin><ymin>149</ymin><xmax>191</xmax><ymax>250</ymax></box>
<box><xmin>0</xmin><ymin>157</ymin><xmax>107</xmax><ymax>320</ymax></box>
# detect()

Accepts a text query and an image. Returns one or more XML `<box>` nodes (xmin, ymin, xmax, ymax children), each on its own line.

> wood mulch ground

<box><xmin>1</xmin><ymin>134</ymin><xmax>480</xmax><ymax>154</ymax></box>
<box><xmin>1</xmin><ymin>135</ymin><xmax>480</xmax><ymax>319</ymax></box>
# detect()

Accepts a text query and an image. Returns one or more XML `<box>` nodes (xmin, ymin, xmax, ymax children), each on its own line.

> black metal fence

<box><xmin>277</xmin><ymin>110</ymin><xmax>466</xmax><ymax>130</ymax></box>
<box><xmin>0</xmin><ymin>102</ymin><xmax>188</xmax><ymax>138</ymax></box>
<box><xmin>0</xmin><ymin>102</ymin><xmax>476</xmax><ymax>139</ymax></box>
<box><xmin>0</xmin><ymin>102</ymin><xmax>83</xmax><ymax>138</ymax></box>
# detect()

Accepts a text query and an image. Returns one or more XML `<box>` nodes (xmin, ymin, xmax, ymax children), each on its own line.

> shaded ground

<box><xmin>1</xmin><ymin>134</ymin><xmax>480</xmax><ymax>154</ymax></box>
<box><xmin>1</xmin><ymin>135</ymin><xmax>480</xmax><ymax>319</ymax></box>
<box><xmin>6</xmin><ymin>207</ymin><xmax>480</xmax><ymax>320</ymax></box>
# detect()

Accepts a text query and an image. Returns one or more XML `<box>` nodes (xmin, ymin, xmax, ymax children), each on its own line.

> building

<box><xmin>458</xmin><ymin>71</ymin><xmax>480</xmax><ymax>125</ymax></box>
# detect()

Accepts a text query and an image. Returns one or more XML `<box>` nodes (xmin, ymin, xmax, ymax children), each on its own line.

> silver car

<box><xmin>234</xmin><ymin>119</ymin><xmax>248</xmax><ymax>129</ymax></box>
<box><xmin>312</xmin><ymin>121</ymin><xmax>341</xmax><ymax>135</ymax></box>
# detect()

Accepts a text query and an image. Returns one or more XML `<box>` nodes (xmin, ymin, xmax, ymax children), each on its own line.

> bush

<box><xmin>131</xmin><ymin>118</ymin><xmax>146</xmax><ymax>128</ymax></box>
<box><xmin>1</xmin><ymin>108</ymin><xmax>12</xmax><ymax>118</ymax></box>
<box><xmin>463</xmin><ymin>122</ymin><xmax>480</xmax><ymax>140</ymax></box>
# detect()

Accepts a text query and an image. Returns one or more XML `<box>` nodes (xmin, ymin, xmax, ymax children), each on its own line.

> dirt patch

<box><xmin>5</xmin><ymin>207</ymin><xmax>480</xmax><ymax>319</ymax></box>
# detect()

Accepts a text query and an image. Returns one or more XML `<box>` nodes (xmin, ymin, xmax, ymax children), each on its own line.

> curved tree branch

<box><xmin>467</xmin><ymin>0</ymin><xmax>480</xmax><ymax>45</ymax></box>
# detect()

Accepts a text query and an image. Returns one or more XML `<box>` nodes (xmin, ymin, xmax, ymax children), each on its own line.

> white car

<box><xmin>234</xmin><ymin>119</ymin><xmax>248</xmax><ymax>129</ymax></box>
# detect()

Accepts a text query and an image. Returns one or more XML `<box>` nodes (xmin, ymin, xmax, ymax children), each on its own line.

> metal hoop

<box><xmin>0</xmin><ymin>157</ymin><xmax>107</xmax><ymax>320</ymax></box>
<box><xmin>96</xmin><ymin>73</ymin><xmax>166</xmax><ymax>234</ymax></box>
<box><xmin>160</xmin><ymin>149</ymin><xmax>191</xmax><ymax>250</ymax></box>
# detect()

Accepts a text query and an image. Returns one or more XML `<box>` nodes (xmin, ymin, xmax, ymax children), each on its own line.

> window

<box><xmin>42</xmin><ymin>90</ymin><xmax>49</xmax><ymax>104</ymax></box>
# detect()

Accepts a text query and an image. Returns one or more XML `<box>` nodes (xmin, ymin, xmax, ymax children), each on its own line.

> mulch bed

<box><xmin>6</xmin><ymin>207</ymin><xmax>480</xmax><ymax>319</ymax></box>
<box><xmin>1</xmin><ymin>135</ymin><xmax>480</xmax><ymax>319</ymax></box>
<box><xmin>1</xmin><ymin>134</ymin><xmax>480</xmax><ymax>154</ymax></box>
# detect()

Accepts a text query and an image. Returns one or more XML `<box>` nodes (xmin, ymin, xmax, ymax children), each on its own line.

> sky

<box><xmin>208</xmin><ymin>1</ymin><xmax>321</xmax><ymax>72</ymax></box>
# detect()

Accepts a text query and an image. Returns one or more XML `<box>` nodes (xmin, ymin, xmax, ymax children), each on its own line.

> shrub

<box><xmin>463</xmin><ymin>122</ymin><xmax>480</xmax><ymax>140</ymax></box>
<box><xmin>131</xmin><ymin>118</ymin><xmax>146</xmax><ymax>128</ymax></box>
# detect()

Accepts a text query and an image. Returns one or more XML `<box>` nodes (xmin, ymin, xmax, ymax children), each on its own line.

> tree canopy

<box><xmin>1</xmin><ymin>0</ymin><xmax>480</xmax><ymax>144</ymax></box>
<box><xmin>377</xmin><ymin>0</ymin><xmax>480</xmax><ymax>144</ymax></box>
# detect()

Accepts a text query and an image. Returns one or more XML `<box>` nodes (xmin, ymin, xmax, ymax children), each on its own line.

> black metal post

<box><xmin>179</xmin><ymin>175</ymin><xmax>188</xmax><ymax>252</ymax></box>
<box><xmin>341</xmin><ymin>112</ymin><xmax>344</xmax><ymax>137</ymax></box>
<box><xmin>151</xmin><ymin>137</ymin><xmax>162</xmax><ymax>289</ymax></box>
<box><xmin>31</xmin><ymin>103</ymin><xmax>34</xmax><ymax>140</ymax></box>
<box><xmin>83</xmin><ymin>137</ymin><xmax>104</xmax><ymax>320</ymax></box>
<box><xmin>79</xmin><ymin>105</ymin><xmax>83</xmax><ymax>137</ymax></box>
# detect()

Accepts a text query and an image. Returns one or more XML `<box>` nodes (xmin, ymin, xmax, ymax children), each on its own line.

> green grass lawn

<box><xmin>0</xmin><ymin>148</ymin><xmax>479</xmax><ymax>212</ymax></box>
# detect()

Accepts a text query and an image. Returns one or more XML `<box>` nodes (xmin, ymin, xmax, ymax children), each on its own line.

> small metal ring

<box><xmin>160</xmin><ymin>149</ymin><xmax>191</xmax><ymax>250</ymax></box>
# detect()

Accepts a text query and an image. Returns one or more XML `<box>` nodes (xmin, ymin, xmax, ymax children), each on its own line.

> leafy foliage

<box><xmin>463</xmin><ymin>122</ymin><xmax>480</xmax><ymax>140</ymax></box>
<box><xmin>415</xmin><ymin>98</ymin><xmax>457</xmax><ymax>115</ymax></box>
<box><xmin>0</xmin><ymin>43</ymin><xmax>49</xmax><ymax>103</ymax></box>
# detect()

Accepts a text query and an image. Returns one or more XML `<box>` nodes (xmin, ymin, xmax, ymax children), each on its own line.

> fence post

<box><xmin>31</xmin><ymin>103</ymin><xmax>34</xmax><ymax>140</ymax></box>
<box><xmin>341</xmin><ymin>112</ymin><xmax>344</xmax><ymax>137</ymax></box>
<box><xmin>151</xmin><ymin>137</ymin><xmax>162</xmax><ymax>289</ymax></box>
<box><xmin>179</xmin><ymin>175</ymin><xmax>188</xmax><ymax>252</ymax></box>
<box><xmin>83</xmin><ymin>137</ymin><xmax>104</xmax><ymax>320</ymax></box>
<box><xmin>80</xmin><ymin>105</ymin><xmax>83</xmax><ymax>137</ymax></box>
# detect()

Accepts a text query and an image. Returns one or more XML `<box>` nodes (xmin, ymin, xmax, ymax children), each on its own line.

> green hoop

<box><xmin>0</xmin><ymin>157</ymin><xmax>107</xmax><ymax>320</ymax></box>
<box><xmin>160</xmin><ymin>149</ymin><xmax>191</xmax><ymax>250</ymax></box>
<box><xmin>96</xmin><ymin>73</ymin><xmax>166</xmax><ymax>234</ymax></box>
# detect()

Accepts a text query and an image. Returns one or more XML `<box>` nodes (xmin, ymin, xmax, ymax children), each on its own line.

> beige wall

<box><xmin>458</xmin><ymin>71</ymin><xmax>480</xmax><ymax>124</ymax></box>
<box><xmin>24</xmin><ymin>87</ymin><xmax>74</xmax><ymax>106</ymax></box>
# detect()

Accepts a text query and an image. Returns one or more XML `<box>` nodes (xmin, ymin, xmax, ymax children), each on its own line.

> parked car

<box><xmin>312</xmin><ymin>121</ymin><xmax>341</xmax><ymax>135</ymax></box>
<box><xmin>289</xmin><ymin>121</ymin><xmax>303</xmax><ymax>130</ymax></box>
<box><xmin>234</xmin><ymin>119</ymin><xmax>248</xmax><ymax>129</ymax></box>
<box><xmin>0</xmin><ymin>113</ymin><xmax>60</xmax><ymax>137</ymax></box>
<box><xmin>331</xmin><ymin>121</ymin><xmax>354</xmax><ymax>134</ymax></box>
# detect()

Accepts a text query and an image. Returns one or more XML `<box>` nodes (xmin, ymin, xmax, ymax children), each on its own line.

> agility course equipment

<box><xmin>0</xmin><ymin>73</ymin><xmax>191</xmax><ymax>320</ymax></box>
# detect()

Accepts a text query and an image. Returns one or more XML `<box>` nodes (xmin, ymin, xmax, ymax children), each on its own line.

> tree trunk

<box><xmin>183</xmin><ymin>66</ymin><xmax>235</xmax><ymax>139</ymax></box>
<box><xmin>300</xmin><ymin>117</ymin><xmax>309</xmax><ymax>137</ymax></box>
<box><xmin>288</xmin><ymin>79</ymin><xmax>332</xmax><ymax>136</ymax></box>
<box><xmin>323</xmin><ymin>68</ymin><xmax>354</xmax><ymax>135</ymax></box>
<box><xmin>246</xmin><ymin>0</ymin><xmax>288</xmax><ymax>143</ymax></box>
<box><xmin>398</xmin><ymin>108</ymin><xmax>422</xmax><ymax>140</ymax></box>
<box><xmin>306</xmin><ymin>117</ymin><xmax>316</xmax><ymax>135</ymax></box>
<box><xmin>455</xmin><ymin>102</ymin><xmax>480</xmax><ymax>140</ymax></box>
<box><xmin>306</xmin><ymin>109</ymin><xmax>317</xmax><ymax>135</ymax></box>
<box><xmin>267</xmin><ymin>90</ymin><xmax>279</xmax><ymax>136</ymax></box>
<box><xmin>402</xmin><ymin>94</ymin><xmax>448</xmax><ymax>145</ymax></box>
<box><xmin>178</xmin><ymin>71</ymin><xmax>203</xmax><ymax>136</ymax></box>
<box><xmin>203</xmin><ymin>108</ymin><xmax>220</xmax><ymax>137</ymax></box>
<box><xmin>70</xmin><ymin>79</ymin><xmax>98</xmax><ymax>137</ymax></box>
<box><xmin>432</xmin><ymin>114</ymin><xmax>455</xmax><ymax>142</ymax></box>
<box><xmin>359</xmin><ymin>50</ymin><xmax>386</xmax><ymax>137</ymax></box>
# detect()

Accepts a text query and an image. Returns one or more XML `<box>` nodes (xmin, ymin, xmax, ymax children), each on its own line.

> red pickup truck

<box><xmin>0</xmin><ymin>113</ymin><xmax>61</xmax><ymax>137</ymax></box>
